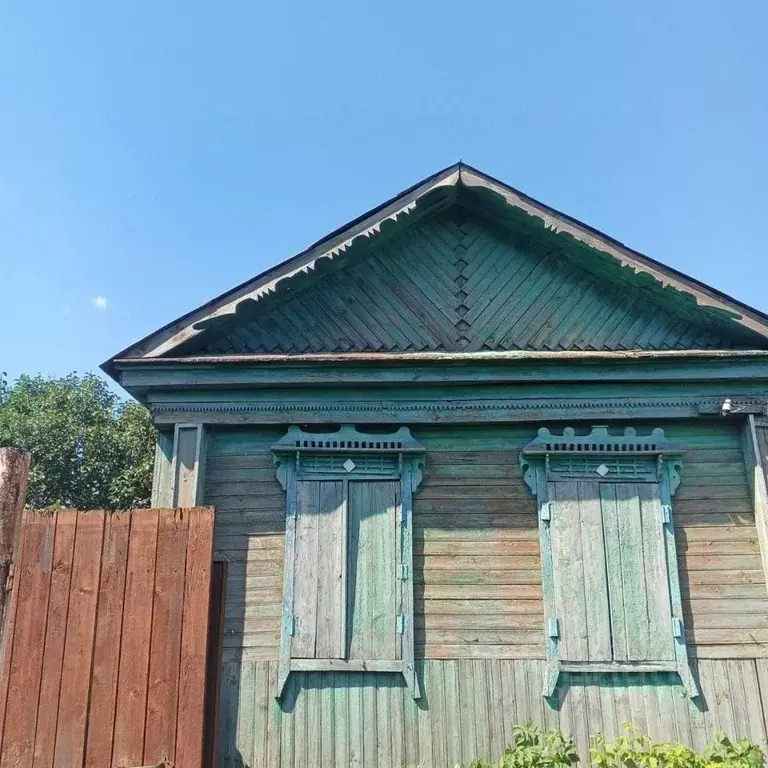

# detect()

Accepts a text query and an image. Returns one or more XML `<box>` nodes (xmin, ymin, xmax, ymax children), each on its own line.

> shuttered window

<box><xmin>520</xmin><ymin>425</ymin><xmax>697</xmax><ymax>698</ymax></box>
<box><xmin>272</xmin><ymin>425</ymin><xmax>424</xmax><ymax>699</ymax></box>
<box><xmin>291</xmin><ymin>480</ymin><xmax>401</xmax><ymax>661</ymax></box>
<box><xmin>549</xmin><ymin>480</ymin><xmax>675</xmax><ymax>664</ymax></box>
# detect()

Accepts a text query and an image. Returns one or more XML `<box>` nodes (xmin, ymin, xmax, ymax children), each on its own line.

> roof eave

<box><xmin>102</xmin><ymin>162</ymin><xmax>768</xmax><ymax>381</ymax></box>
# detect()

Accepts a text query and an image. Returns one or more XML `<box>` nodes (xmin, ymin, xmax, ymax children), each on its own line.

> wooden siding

<box><xmin>0</xmin><ymin>508</ymin><xmax>214</xmax><ymax>768</ymax></box>
<box><xmin>191</xmin><ymin>207</ymin><xmax>750</xmax><ymax>356</ymax></box>
<box><xmin>207</xmin><ymin>420</ymin><xmax>767</xmax><ymax>664</ymax></box>
<box><xmin>218</xmin><ymin>658</ymin><xmax>768</xmax><ymax>768</ymax></box>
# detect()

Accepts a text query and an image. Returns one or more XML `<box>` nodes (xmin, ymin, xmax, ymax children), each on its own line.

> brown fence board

<box><xmin>1</xmin><ymin>511</ymin><xmax>55</xmax><ymax>768</ymax></box>
<box><xmin>144</xmin><ymin>509</ymin><xmax>190</xmax><ymax>766</ymax></box>
<box><xmin>112</xmin><ymin>508</ymin><xmax>160</xmax><ymax>768</ymax></box>
<box><xmin>53</xmin><ymin>510</ymin><xmax>104</xmax><ymax>768</ymax></box>
<box><xmin>176</xmin><ymin>507</ymin><xmax>214</xmax><ymax>768</ymax></box>
<box><xmin>33</xmin><ymin>509</ymin><xmax>77</xmax><ymax>768</ymax></box>
<box><xmin>0</xmin><ymin>504</ymin><xmax>26</xmax><ymax>752</ymax></box>
<box><xmin>84</xmin><ymin>511</ymin><xmax>130</xmax><ymax>768</ymax></box>
<box><xmin>0</xmin><ymin>507</ymin><xmax>215</xmax><ymax>768</ymax></box>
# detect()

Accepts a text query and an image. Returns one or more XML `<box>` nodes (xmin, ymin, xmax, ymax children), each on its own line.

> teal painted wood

<box><xmin>176</xmin><ymin>206</ymin><xmax>759</xmax><ymax>356</ymax></box>
<box><xmin>150</xmin><ymin>430</ymin><xmax>174</xmax><ymax>507</ymax></box>
<box><xmin>639</xmin><ymin>484</ymin><xmax>676</xmax><ymax>662</ymax></box>
<box><xmin>662</xmin><ymin>460</ymin><xmax>700</xmax><ymax>697</ymax></box>
<box><xmin>292</xmin><ymin>481</ymin><xmax>345</xmax><ymax>659</ymax></box>
<box><xmin>347</xmin><ymin>481</ymin><xmax>399</xmax><ymax>661</ymax></box>
<box><xmin>219</xmin><ymin>659</ymin><xmax>768</xmax><ymax>767</ymax></box>
<box><xmin>548</xmin><ymin>480</ymin><xmax>612</xmax><ymax>662</ymax></box>
<box><xmin>205</xmin><ymin>421</ymin><xmax>767</xmax><ymax>666</ymax></box>
<box><xmin>614</xmin><ymin>483</ymin><xmax>651</xmax><ymax>660</ymax></box>
<box><xmin>269</xmin><ymin>427</ymin><xmax>424</xmax><ymax>697</ymax></box>
<box><xmin>521</xmin><ymin>427</ymin><xmax>698</xmax><ymax>694</ymax></box>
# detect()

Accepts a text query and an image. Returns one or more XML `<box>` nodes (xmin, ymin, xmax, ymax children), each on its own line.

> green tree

<box><xmin>0</xmin><ymin>372</ymin><xmax>156</xmax><ymax>509</ymax></box>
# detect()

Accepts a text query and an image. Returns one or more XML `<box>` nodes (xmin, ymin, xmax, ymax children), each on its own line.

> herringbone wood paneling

<box><xmin>193</xmin><ymin>207</ymin><xmax>752</xmax><ymax>354</ymax></box>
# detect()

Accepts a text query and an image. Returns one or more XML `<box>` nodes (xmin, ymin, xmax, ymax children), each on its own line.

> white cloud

<box><xmin>91</xmin><ymin>296</ymin><xmax>108</xmax><ymax>310</ymax></box>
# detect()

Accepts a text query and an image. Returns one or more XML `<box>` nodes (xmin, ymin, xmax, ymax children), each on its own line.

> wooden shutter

<box><xmin>548</xmin><ymin>481</ymin><xmax>612</xmax><ymax>662</ymax></box>
<box><xmin>292</xmin><ymin>481</ymin><xmax>345</xmax><ymax>659</ymax></box>
<box><xmin>600</xmin><ymin>482</ymin><xmax>676</xmax><ymax>662</ymax></box>
<box><xmin>347</xmin><ymin>481</ymin><xmax>400</xmax><ymax>661</ymax></box>
<box><xmin>550</xmin><ymin>480</ymin><xmax>676</xmax><ymax>664</ymax></box>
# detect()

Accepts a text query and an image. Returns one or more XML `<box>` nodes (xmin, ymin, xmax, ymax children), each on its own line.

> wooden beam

<box><xmin>741</xmin><ymin>415</ymin><xmax>768</xmax><ymax>588</ymax></box>
<box><xmin>150</xmin><ymin>394</ymin><xmax>768</xmax><ymax>426</ymax></box>
<box><xmin>171</xmin><ymin>424</ymin><xmax>207</xmax><ymax>507</ymax></box>
<box><xmin>0</xmin><ymin>448</ymin><xmax>29</xmax><ymax>649</ymax></box>
<box><xmin>150</xmin><ymin>430</ymin><xmax>174</xmax><ymax>507</ymax></box>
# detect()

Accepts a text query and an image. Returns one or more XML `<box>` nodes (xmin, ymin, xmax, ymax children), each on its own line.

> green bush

<box><xmin>459</xmin><ymin>722</ymin><xmax>579</xmax><ymax>768</ymax></box>
<box><xmin>457</xmin><ymin>723</ymin><xmax>765</xmax><ymax>768</ymax></box>
<box><xmin>591</xmin><ymin>725</ymin><xmax>764</xmax><ymax>768</ymax></box>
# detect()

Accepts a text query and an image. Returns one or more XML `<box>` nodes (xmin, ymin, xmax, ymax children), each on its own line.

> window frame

<box><xmin>520</xmin><ymin>425</ymin><xmax>698</xmax><ymax>699</ymax></box>
<box><xmin>272</xmin><ymin>425</ymin><xmax>425</xmax><ymax>700</ymax></box>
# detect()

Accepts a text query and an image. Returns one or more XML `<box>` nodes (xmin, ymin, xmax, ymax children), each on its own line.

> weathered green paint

<box><xmin>347</xmin><ymin>481</ymin><xmax>399</xmax><ymax>661</ymax></box>
<box><xmin>170</xmin><ymin>204</ymin><xmax>764</xmax><ymax>357</ymax></box>
<box><xmin>150</xmin><ymin>429</ymin><xmax>174</xmax><ymax>507</ymax></box>
<box><xmin>218</xmin><ymin>658</ymin><xmax>768</xmax><ymax>768</ymax></box>
<box><xmin>521</xmin><ymin>426</ymin><xmax>696</xmax><ymax>696</ymax></box>
<box><xmin>200</xmin><ymin>419</ymin><xmax>768</xmax><ymax>765</ymax></box>
<box><xmin>271</xmin><ymin>427</ymin><xmax>424</xmax><ymax>697</ymax></box>
<box><xmin>170</xmin><ymin>422</ymin><xmax>207</xmax><ymax>506</ymax></box>
<box><xmin>291</xmin><ymin>481</ymin><xmax>344</xmax><ymax>659</ymax></box>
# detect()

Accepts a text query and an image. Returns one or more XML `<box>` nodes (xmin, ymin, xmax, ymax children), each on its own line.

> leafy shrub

<box><xmin>458</xmin><ymin>723</ymin><xmax>765</xmax><ymax>768</ymax></box>
<box><xmin>459</xmin><ymin>721</ymin><xmax>579</xmax><ymax>768</ymax></box>
<box><xmin>591</xmin><ymin>725</ymin><xmax>764</xmax><ymax>768</ymax></box>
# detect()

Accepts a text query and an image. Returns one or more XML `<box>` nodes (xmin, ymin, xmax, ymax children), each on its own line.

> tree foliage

<box><xmin>0</xmin><ymin>372</ymin><xmax>156</xmax><ymax>509</ymax></box>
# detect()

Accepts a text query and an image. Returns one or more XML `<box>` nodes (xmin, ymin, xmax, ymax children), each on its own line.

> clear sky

<box><xmin>1</xmin><ymin>1</ymin><xmax>767</xmax><ymax>391</ymax></box>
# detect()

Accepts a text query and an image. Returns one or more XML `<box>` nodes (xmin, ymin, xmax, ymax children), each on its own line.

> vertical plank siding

<box><xmin>0</xmin><ymin>507</ymin><xmax>214</xmax><ymax>768</ymax></box>
<box><xmin>219</xmin><ymin>659</ymin><xmax>768</xmax><ymax>767</ymax></box>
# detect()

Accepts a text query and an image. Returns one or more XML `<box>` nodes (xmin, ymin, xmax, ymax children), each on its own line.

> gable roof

<box><xmin>103</xmin><ymin>163</ymin><xmax>768</xmax><ymax>373</ymax></box>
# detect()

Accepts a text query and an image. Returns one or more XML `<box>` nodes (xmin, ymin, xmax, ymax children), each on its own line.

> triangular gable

<box><xmin>104</xmin><ymin>164</ymin><xmax>768</xmax><ymax>368</ymax></box>
<box><xmin>170</xmin><ymin>204</ymin><xmax>764</xmax><ymax>354</ymax></box>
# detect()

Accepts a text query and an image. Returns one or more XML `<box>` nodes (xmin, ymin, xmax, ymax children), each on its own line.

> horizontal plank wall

<box><xmin>219</xmin><ymin>659</ymin><xmax>768</xmax><ymax>768</ymax></box>
<box><xmin>207</xmin><ymin>427</ymin><xmax>286</xmax><ymax>664</ymax></box>
<box><xmin>207</xmin><ymin>422</ymin><xmax>767</xmax><ymax>662</ymax></box>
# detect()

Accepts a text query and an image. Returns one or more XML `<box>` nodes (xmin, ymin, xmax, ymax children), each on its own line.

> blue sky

<box><xmin>1</xmin><ymin>1</ymin><xmax>767</xmax><ymax>392</ymax></box>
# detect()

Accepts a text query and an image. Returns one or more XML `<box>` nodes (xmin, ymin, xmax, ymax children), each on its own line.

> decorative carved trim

<box><xmin>521</xmin><ymin>425</ymin><xmax>677</xmax><ymax>456</ymax></box>
<box><xmin>668</xmin><ymin>458</ymin><xmax>684</xmax><ymax>497</ymax></box>
<box><xmin>272</xmin><ymin>424</ymin><xmax>425</xmax><ymax>454</ymax></box>
<box><xmin>520</xmin><ymin>425</ymin><xmax>683</xmax><ymax>494</ymax></box>
<box><xmin>150</xmin><ymin>396</ymin><xmax>768</xmax><ymax>427</ymax></box>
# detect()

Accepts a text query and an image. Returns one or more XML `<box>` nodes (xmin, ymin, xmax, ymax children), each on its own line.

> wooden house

<box><xmin>104</xmin><ymin>163</ymin><xmax>768</xmax><ymax>767</ymax></box>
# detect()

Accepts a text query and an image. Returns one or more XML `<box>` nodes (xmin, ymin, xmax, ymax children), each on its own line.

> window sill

<box><xmin>559</xmin><ymin>661</ymin><xmax>679</xmax><ymax>674</ymax></box>
<box><xmin>290</xmin><ymin>659</ymin><xmax>403</xmax><ymax>673</ymax></box>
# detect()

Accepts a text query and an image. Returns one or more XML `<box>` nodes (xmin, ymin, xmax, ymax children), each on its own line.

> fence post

<box><xmin>0</xmin><ymin>448</ymin><xmax>30</xmax><ymax>645</ymax></box>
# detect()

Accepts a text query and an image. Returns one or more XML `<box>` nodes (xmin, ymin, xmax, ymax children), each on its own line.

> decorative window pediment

<box><xmin>272</xmin><ymin>425</ymin><xmax>425</xmax><ymax>699</ymax></box>
<box><xmin>520</xmin><ymin>425</ymin><xmax>697</xmax><ymax>699</ymax></box>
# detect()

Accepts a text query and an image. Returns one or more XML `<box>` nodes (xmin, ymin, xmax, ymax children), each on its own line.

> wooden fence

<box><xmin>0</xmin><ymin>506</ymin><xmax>216</xmax><ymax>768</ymax></box>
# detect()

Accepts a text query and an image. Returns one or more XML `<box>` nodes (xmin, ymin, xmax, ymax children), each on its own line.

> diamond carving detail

<box><xmin>596</xmin><ymin>464</ymin><xmax>610</xmax><ymax>477</ymax></box>
<box><xmin>343</xmin><ymin>459</ymin><xmax>356</xmax><ymax>473</ymax></box>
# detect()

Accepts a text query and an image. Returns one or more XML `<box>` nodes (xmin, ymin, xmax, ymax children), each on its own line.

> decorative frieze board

<box><xmin>149</xmin><ymin>396</ymin><xmax>768</xmax><ymax>425</ymax></box>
